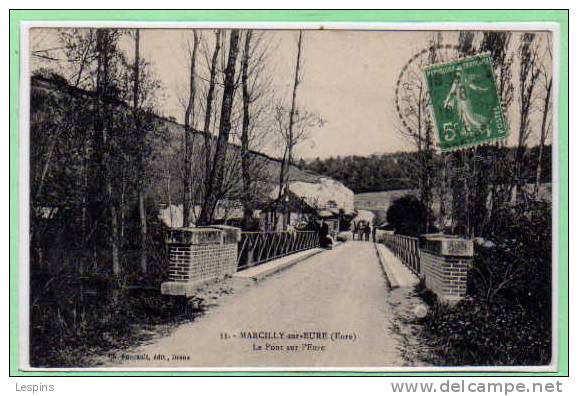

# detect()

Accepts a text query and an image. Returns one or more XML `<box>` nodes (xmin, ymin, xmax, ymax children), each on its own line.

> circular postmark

<box><xmin>394</xmin><ymin>44</ymin><xmax>462</xmax><ymax>136</ymax></box>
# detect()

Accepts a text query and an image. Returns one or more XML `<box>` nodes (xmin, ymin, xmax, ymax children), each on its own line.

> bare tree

<box><xmin>273</xmin><ymin>104</ymin><xmax>324</xmax><ymax>231</ymax></box>
<box><xmin>240</xmin><ymin>30</ymin><xmax>254</xmax><ymax>229</ymax></box>
<box><xmin>198</xmin><ymin>29</ymin><xmax>241</xmax><ymax>226</ymax></box>
<box><xmin>202</xmin><ymin>30</ymin><xmax>222</xmax><ymax>194</ymax></box>
<box><xmin>535</xmin><ymin>35</ymin><xmax>553</xmax><ymax>194</ymax></box>
<box><xmin>130</xmin><ymin>29</ymin><xmax>149</xmax><ymax>273</ymax></box>
<box><xmin>238</xmin><ymin>30</ymin><xmax>276</xmax><ymax>229</ymax></box>
<box><xmin>513</xmin><ymin>33</ymin><xmax>541</xmax><ymax>203</ymax></box>
<box><xmin>93</xmin><ymin>28</ymin><xmax>121</xmax><ymax>274</ymax></box>
<box><xmin>452</xmin><ymin>31</ymin><xmax>480</xmax><ymax>236</ymax></box>
<box><xmin>58</xmin><ymin>28</ymin><xmax>98</xmax><ymax>88</ymax></box>
<box><xmin>183</xmin><ymin>30</ymin><xmax>200</xmax><ymax>227</ymax></box>
<box><xmin>480</xmin><ymin>32</ymin><xmax>514</xmax><ymax>111</ymax></box>
<box><xmin>285</xmin><ymin>30</ymin><xmax>304</xmax><ymax>192</ymax></box>
<box><xmin>273</xmin><ymin>31</ymin><xmax>305</xmax><ymax>230</ymax></box>
<box><xmin>394</xmin><ymin>33</ymin><xmax>444</xmax><ymax>232</ymax></box>
<box><xmin>479</xmin><ymin>31</ymin><xmax>514</xmax><ymax>227</ymax></box>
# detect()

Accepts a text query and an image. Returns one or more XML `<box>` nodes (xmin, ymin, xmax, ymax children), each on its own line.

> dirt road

<box><xmin>112</xmin><ymin>241</ymin><xmax>404</xmax><ymax>368</ymax></box>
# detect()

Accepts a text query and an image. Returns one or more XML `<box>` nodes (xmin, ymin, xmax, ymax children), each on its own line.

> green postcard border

<box><xmin>9</xmin><ymin>9</ymin><xmax>569</xmax><ymax>377</ymax></box>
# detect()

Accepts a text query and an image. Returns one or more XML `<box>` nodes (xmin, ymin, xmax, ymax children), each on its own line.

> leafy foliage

<box><xmin>30</xmin><ymin>272</ymin><xmax>201</xmax><ymax>367</ymax></box>
<box><xmin>415</xmin><ymin>200</ymin><xmax>552</xmax><ymax>366</ymax></box>
<box><xmin>302</xmin><ymin>148</ymin><xmax>551</xmax><ymax>195</ymax></box>
<box><xmin>386</xmin><ymin>194</ymin><xmax>433</xmax><ymax>236</ymax></box>
<box><xmin>416</xmin><ymin>296</ymin><xmax>551</xmax><ymax>366</ymax></box>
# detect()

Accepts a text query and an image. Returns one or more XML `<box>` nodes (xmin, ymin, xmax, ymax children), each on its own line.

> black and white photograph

<box><xmin>22</xmin><ymin>24</ymin><xmax>558</xmax><ymax>371</ymax></box>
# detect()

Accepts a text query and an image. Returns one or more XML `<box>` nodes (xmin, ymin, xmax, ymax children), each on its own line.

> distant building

<box><xmin>261</xmin><ymin>179</ymin><xmax>355</xmax><ymax>233</ymax></box>
<box><xmin>30</xmin><ymin>77</ymin><xmax>357</xmax><ymax>233</ymax></box>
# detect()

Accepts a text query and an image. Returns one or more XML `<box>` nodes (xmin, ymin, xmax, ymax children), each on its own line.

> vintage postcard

<box><xmin>14</xmin><ymin>14</ymin><xmax>565</xmax><ymax>373</ymax></box>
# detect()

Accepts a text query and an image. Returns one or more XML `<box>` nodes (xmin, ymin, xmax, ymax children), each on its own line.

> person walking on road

<box><xmin>319</xmin><ymin>219</ymin><xmax>332</xmax><ymax>248</ymax></box>
<box><xmin>364</xmin><ymin>223</ymin><xmax>371</xmax><ymax>241</ymax></box>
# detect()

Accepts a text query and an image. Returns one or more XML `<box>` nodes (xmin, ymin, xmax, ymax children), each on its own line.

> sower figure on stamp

<box><xmin>443</xmin><ymin>68</ymin><xmax>490</xmax><ymax>136</ymax></box>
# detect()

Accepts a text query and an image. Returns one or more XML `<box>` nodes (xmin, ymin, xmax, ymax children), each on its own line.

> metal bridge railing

<box><xmin>237</xmin><ymin>230</ymin><xmax>320</xmax><ymax>270</ymax></box>
<box><xmin>380</xmin><ymin>233</ymin><xmax>420</xmax><ymax>275</ymax></box>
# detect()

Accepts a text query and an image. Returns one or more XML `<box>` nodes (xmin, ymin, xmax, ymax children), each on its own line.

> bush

<box><xmin>386</xmin><ymin>194</ymin><xmax>433</xmax><ymax>236</ymax></box>
<box><xmin>414</xmin><ymin>200</ymin><xmax>552</xmax><ymax>366</ymax></box>
<box><xmin>30</xmin><ymin>273</ymin><xmax>199</xmax><ymax>367</ymax></box>
<box><xmin>418</xmin><ymin>298</ymin><xmax>551</xmax><ymax>366</ymax></box>
<box><xmin>29</xmin><ymin>216</ymin><xmax>200</xmax><ymax>367</ymax></box>
<box><xmin>473</xmin><ymin>201</ymin><xmax>551</xmax><ymax>314</ymax></box>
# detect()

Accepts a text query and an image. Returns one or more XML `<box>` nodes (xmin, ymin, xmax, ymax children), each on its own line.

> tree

<box><xmin>239</xmin><ymin>30</ymin><xmax>276</xmax><ymax>229</ymax></box>
<box><xmin>241</xmin><ymin>30</ymin><xmax>255</xmax><ymax>229</ymax></box>
<box><xmin>45</xmin><ymin>28</ymin><xmax>163</xmax><ymax>276</ymax></box>
<box><xmin>58</xmin><ymin>28</ymin><xmax>98</xmax><ymax>88</ymax></box>
<box><xmin>535</xmin><ymin>35</ymin><xmax>553</xmax><ymax>193</ymax></box>
<box><xmin>92</xmin><ymin>28</ymin><xmax>123</xmax><ymax>274</ymax></box>
<box><xmin>182</xmin><ymin>30</ymin><xmax>200</xmax><ymax>227</ymax></box>
<box><xmin>394</xmin><ymin>33</ymin><xmax>445</xmax><ymax>230</ymax></box>
<box><xmin>513</xmin><ymin>33</ymin><xmax>541</xmax><ymax>204</ymax></box>
<box><xmin>273</xmin><ymin>31</ymin><xmax>325</xmax><ymax>229</ymax></box>
<box><xmin>197</xmin><ymin>29</ymin><xmax>241</xmax><ymax>226</ymax></box>
<box><xmin>479</xmin><ymin>31</ymin><xmax>515</xmax><ymax>223</ymax></box>
<box><xmin>132</xmin><ymin>28</ymin><xmax>148</xmax><ymax>273</ymax></box>
<box><xmin>202</xmin><ymin>30</ymin><xmax>221</xmax><ymax>195</ymax></box>
<box><xmin>275</xmin><ymin>31</ymin><xmax>304</xmax><ymax>221</ymax></box>
<box><xmin>285</xmin><ymin>30</ymin><xmax>304</xmax><ymax>193</ymax></box>
<box><xmin>386</xmin><ymin>195</ymin><xmax>431</xmax><ymax>236</ymax></box>
<box><xmin>447</xmin><ymin>31</ymin><xmax>494</xmax><ymax>237</ymax></box>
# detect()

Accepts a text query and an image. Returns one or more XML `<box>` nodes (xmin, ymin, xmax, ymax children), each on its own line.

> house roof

<box><xmin>260</xmin><ymin>190</ymin><xmax>318</xmax><ymax>214</ymax></box>
<box><xmin>318</xmin><ymin>210</ymin><xmax>336</xmax><ymax>218</ymax></box>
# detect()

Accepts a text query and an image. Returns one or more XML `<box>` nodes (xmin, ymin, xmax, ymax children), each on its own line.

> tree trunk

<box><xmin>119</xmin><ymin>167</ymin><xmax>126</xmax><ymax>245</ymax></box>
<box><xmin>183</xmin><ymin>30</ymin><xmax>199</xmax><ymax>227</ymax></box>
<box><xmin>81</xmin><ymin>138</ymin><xmax>88</xmax><ymax>243</ymax></box>
<box><xmin>108</xmin><ymin>182</ymin><xmax>121</xmax><ymax>275</ymax></box>
<box><xmin>273</xmin><ymin>147</ymin><xmax>289</xmax><ymax>230</ymax></box>
<box><xmin>535</xmin><ymin>77</ymin><xmax>552</xmax><ymax>195</ymax></box>
<box><xmin>513</xmin><ymin>33</ymin><xmax>540</xmax><ymax>204</ymax></box>
<box><xmin>203</xmin><ymin>30</ymin><xmax>221</xmax><ymax>194</ymax></box>
<box><xmin>95</xmin><ymin>29</ymin><xmax>120</xmax><ymax>274</ymax></box>
<box><xmin>133</xmin><ymin>29</ymin><xmax>148</xmax><ymax>273</ymax></box>
<box><xmin>198</xmin><ymin>29</ymin><xmax>240</xmax><ymax>226</ymax></box>
<box><xmin>276</xmin><ymin>31</ymin><xmax>303</xmax><ymax>230</ymax></box>
<box><xmin>480</xmin><ymin>31</ymin><xmax>513</xmax><ymax>222</ymax></box>
<box><xmin>166</xmin><ymin>167</ymin><xmax>173</xmax><ymax>226</ymax></box>
<box><xmin>241</xmin><ymin>30</ymin><xmax>253</xmax><ymax>230</ymax></box>
<box><xmin>470</xmin><ymin>147</ymin><xmax>490</xmax><ymax>237</ymax></box>
<box><xmin>285</xmin><ymin>31</ymin><xmax>303</xmax><ymax>194</ymax></box>
<box><xmin>34</xmin><ymin>127</ymin><xmax>58</xmax><ymax>202</ymax></box>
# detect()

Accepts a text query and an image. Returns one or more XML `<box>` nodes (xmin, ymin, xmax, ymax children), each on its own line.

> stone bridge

<box><xmin>121</xmin><ymin>241</ymin><xmax>398</xmax><ymax>367</ymax></box>
<box><xmin>161</xmin><ymin>226</ymin><xmax>474</xmax><ymax>303</ymax></box>
<box><xmin>112</xmin><ymin>228</ymin><xmax>474</xmax><ymax>367</ymax></box>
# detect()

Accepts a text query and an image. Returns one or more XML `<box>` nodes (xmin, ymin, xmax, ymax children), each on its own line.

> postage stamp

<box><xmin>424</xmin><ymin>53</ymin><xmax>508</xmax><ymax>152</ymax></box>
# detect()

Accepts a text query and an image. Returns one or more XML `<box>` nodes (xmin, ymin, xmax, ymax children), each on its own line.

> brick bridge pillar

<box><xmin>161</xmin><ymin>225</ymin><xmax>241</xmax><ymax>296</ymax></box>
<box><xmin>418</xmin><ymin>236</ymin><xmax>474</xmax><ymax>303</ymax></box>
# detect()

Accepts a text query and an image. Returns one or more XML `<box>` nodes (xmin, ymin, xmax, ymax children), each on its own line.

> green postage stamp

<box><xmin>424</xmin><ymin>53</ymin><xmax>508</xmax><ymax>152</ymax></box>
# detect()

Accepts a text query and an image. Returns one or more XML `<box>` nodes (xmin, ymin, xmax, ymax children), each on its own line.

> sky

<box><xmin>29</xmin><ymin>28</ymin><xmax>552</xmax><ymax>160</ymax></box>
<box><xmin>135</xmin><ymin>29</ymin><xmax>451</xmax><ymax>158</ymax></box>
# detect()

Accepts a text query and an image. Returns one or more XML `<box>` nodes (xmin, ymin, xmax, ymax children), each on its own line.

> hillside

<box><xmin>302</xmin><ymin>147</ymin><xmax>552</xmax><ymax>194</ymax></box>
<box><xmin>302</xmin><ymin>153</ymin><xmax>418</xmax><ymax>193</ymax></box>
<box><xmin>30</xmin><ymin>76</ymin><xmax>327</xmax><ymax>207</ymax></box>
